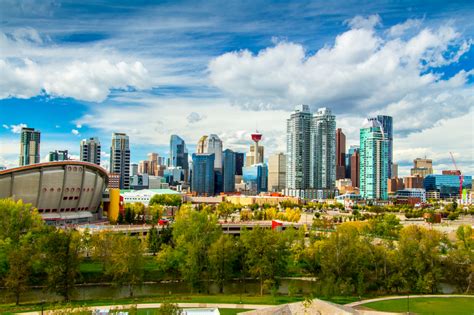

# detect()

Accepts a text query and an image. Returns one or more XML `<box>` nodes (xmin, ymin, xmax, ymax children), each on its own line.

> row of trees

<box><xmin>0</xmin><ymin>198</ymin><xmax>473</xmax><ymax>305</ymax></box>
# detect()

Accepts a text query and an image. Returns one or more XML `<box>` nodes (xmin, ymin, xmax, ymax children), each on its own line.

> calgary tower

<box><xmin>251</xmin><ymin>131</ymin><xmax>262</xmax><ymax>164</ymax></box>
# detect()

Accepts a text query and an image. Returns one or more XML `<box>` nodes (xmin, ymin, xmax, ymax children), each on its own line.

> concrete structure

<box><xmin>336</xmin><ymin>128</ymin><xmax>346</xmax><ymax>180</ymax></box>
<box><xmin>268</xmin><ymin>152</ymin><xmax>286</xmax><ymax>192</ymax></box>
<box><xmin>222</xmin><ymin>149</ymin><xmax>236</xmax><ymax>193</ymax></box>
<box><xmin>0</xmin><ymin>161</ymin><xmax>108</xmax><ymax>225</ymax></box>
<box><xmin>110</xmin><ymin>133</ymin><xmax>130</xmax><ymax>189</ymax></box>
<box><xmin>404</xmin><ymin>175</ymin><xmax>424</xmax><ymax>189</ymax></box>
<box><xmin>191</xmin><ymin>153</ymin><xmax>215</xmax><ymax>196</ymax></box>
<box><xmin>387</xmin><ymin>178</ymin><xmax>404</xmax><ymax>193</ymax></box>
<box><xmin>311</xmin><ymin>107</ymin><xmax>336</xmax><ymax>189</ymax></box>
<box><xmin>245</xmin><ymin>145</ymin><xmax>264</xmax><ymax>166</ymax></box>
<box><xmin>242</xmin><ymin>298</ymin><xmax>363</xmax><ymax>314</ymax></box>
<box><xmin>48</xmin><ymin>150</ymin><xmax>68</xmax><ymax>162</ymax></box>
<box><xmin>286</xmin><ymin>105</ymin><xmax>312</xmax><ymax>190</ymax></box>
<box><xmin>391</xmin><ymin>162</ymin><xmax>398</xmax><ymax>179</ymax></box>
<box><xmin>360</xmin><ymin>119</ymin><xmax>389</xmax><ymax>200</ymax></box>
<box><xmin>411</xmin><ymin>158</ymin><xmax>433</xmax><ymax>178</ymax></box>
<box><xmin>80</xmin><ymin>137</ymin><xmax>101</xmax><ymax>165</ymax></box>
<box><xmin>19</xmin><ymin>127</ymin><xmax>40</xmax><ymax>166</ymax></box>
<box><xmin>130</xmin><ymin>163</ymin><xmax>138</xmax><ymax>176</ymax></box>
<box><xmin>335</xmin><ymin>178</ymin><xmax>353</xmax><ymax>194</ymax></box>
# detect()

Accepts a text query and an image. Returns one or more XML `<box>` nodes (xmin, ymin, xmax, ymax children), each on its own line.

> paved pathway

<box><xmin>345</xmin><ymin>294</ymin><xmax>474</xmax><ymax>307</ymax></box>
<box><xmin>19</xmin><ymin>302</ymin><xmax>274</xmax><ymax>314</ymax></box>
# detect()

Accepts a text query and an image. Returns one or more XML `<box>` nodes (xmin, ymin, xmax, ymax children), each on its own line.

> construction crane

<box><xmin>449</xmin><ymin>152</ymin><xmax>464</xmax><ymax>198</ymax></box>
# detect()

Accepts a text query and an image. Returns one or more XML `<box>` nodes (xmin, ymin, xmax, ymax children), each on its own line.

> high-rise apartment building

<box><xmin>191</xmin><ymin>153</ymin><xmax>215</xmax><ymax>196</ymax></box>
<box><xmin>360</xmin><ymin>119</ymin><xmax>389</xmax><ymax>200</ymax></box>
<box><xmin>311</xmin><ymin>107</ymin><xmax>336</xmax><ymax>189</ymax></box>
<box><xmin>222</xmin><ymin>149</ymin><xmax>236</xmax><ymax>193</ymax></box>
<box><xmin>350</xmin><ymin>148</ymin><xmax>360</xmax><ymax>188</ymax></box>
<box><xmin>370</xmin><ymin>115</ymin><xmax>393</xmax><ymax>178</ymax></box>
<box><xmin>268</xmin><ymin>152</ymin><xmax>286</xmax><ymax>192</ymax></box>
<box><xmin>19</xmin><ymin>127</ymin><xmax>40</xmax><ymax>166</ymax></box>
<box><xmin>336</xmin><ymin>128</ymin><xmax>346</xmax><ymax>180</ymax></box>
<box><xmin>169</xmin><ymin>135</ymin><xmax>189</xmax><ymax>170</ymax></box>
<box><xmin>80</xmin><ymin>137</ymin><xmax>101</xmax><ymax>165</ymax></box>
<box><xmin>48</xmin><ymin>150</ymin><xmax>69</xmax><ymax>162</ymax></box>
<box><xmin>286</xmin><ymin>105</ymin><xmax>312</xmax><ymax>190</ymax></box>
<box><xmin>411</xmin><ymin>158</ymin><xmax>433</xmax><ymax>178</ymax></box>
<box><xmin>110</xmin><ymin>133</ymin><xmax>130</xmax><ymax>189</ymax></box>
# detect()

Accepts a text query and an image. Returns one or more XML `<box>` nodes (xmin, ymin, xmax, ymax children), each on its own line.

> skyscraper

<box><xmin>371</xmin><ymin>115</ymin><xmax>393</xmax><ymax>178</ymax></box>
<box><xmin>311</xmin><ymin>107</ymin><xmax>336</xmax><ymax>189</ymax></box>
<box><xmin>345</xmin><ymin>145</ymin><xmax>359</xmax><ymax>180</ymax></box>
<box><xmin>191</xmin><ymin>153</ymin><xmax>215</xmax><ymax>196</ymax></box>
<box><xmin>335</xmin><ymin>128</ymin><xmax>346</xmax><ymax>180</ymax></box>
<box><xmin>286</xmin><ymin>105</ymin><xmax>312</xmax><ymax>190</ymax></box>
<box><xmin>222</xmin><ymin>149</ymin><xmax>236</xmax><ymax>193</ymax></box>
<box><xmin>49</xmin><ymin>150</ymin><xmax>69</xmax><ymax>161</ymax></box>
<box><xmin>19</xmin><ymin>127</ymin><xmax>40</xmax><ymax>166</ymax></box>
<box><xmin>268</xmin><ymin>152</ymin><xmax>286</xmax><ymax>192</ymax></box>
<box><xmin>110</xmin><ymin>133</ymin><xmax>130</xmax><ymax>189</ymax></box>
<box><xmin>243</xmin><ymin>163</ymin><xmax>268</xmax><ymax>194</ymax></box>
<box><xmin>350</xmin><ymin>148</ymin><xmax>360</xmax><ymax>188</ymax></box>
<box><xmin>205</xmin><ymin>134</ymin><xmax>223</xmax><ymax>170</ymax></box>
<box><xmin>169</xmin><ymin>135</ymin><xmax>189</xmax><ymax>170</ymax></box>
<box><xmin>245</xmin><ymin>145</ymin><xmax>264</xmax><ymax>166</ymax></box>
<box><xmin>80</xmin><ymin>137</ymin><xmax>101</xmax><ymax>165</ymax></box>
<box><xmin>411</xmin><ymin>158</ymin><xmax>433</xmax><ymax>178</ymax></box>
<box><xmin>196</xmin><ymin>135</ymin><xmax>208</xmax><ymax>154</ymax></box>
<box><xmin>235</xmin><ymin>152</ymin><xmax>244</xmax><ymax>176</ymax></box>
<box><xmin>360</xmin><ymin>119</ymin><xmax>389</xmax><ymax>200</ymax></box>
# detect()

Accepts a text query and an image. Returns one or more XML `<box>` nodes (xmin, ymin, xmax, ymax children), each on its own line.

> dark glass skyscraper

<box><xmin>191</xmin><ymin>153</ymin><xmax>215</xmax><ymax>196</ymax></box>
<box><xmin>169</xmin><ymin>135</ymin><xmax>188</xmax><ymax>170</ymax></box>
<box><xmin>222</xmin><ymin>149</ymin><xmax>236</xmax><ymax>193</ymax></box>
<box><xmin>235</xmin><ymin>152</ymin><xmax>244</xmax><ymax>176</ymax></box>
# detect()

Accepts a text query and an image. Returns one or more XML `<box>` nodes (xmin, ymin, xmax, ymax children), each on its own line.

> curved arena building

<box><xmin>0</xmin><ymin>161</ymin><xmax>108</xmax><ymax>225</ymax></box>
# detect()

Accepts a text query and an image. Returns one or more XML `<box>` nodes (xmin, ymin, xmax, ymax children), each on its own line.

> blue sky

<box><xmin>1</xmin><ymin>0</ymin><xmax>473</xmax><ymax>175</ymax></box>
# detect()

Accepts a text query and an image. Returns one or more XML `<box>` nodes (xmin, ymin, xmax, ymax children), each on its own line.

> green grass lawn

<box><xmin>362</xmin><ymin>297</ymin><xmax>474</xmax><ymax>315</ymax></box>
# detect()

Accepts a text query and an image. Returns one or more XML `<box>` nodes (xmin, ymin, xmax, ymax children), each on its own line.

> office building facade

<box><xmin>360</xmin><ymin>119</ymin><xmax>389</xmax><ymax>200</ymax></box>
<box><xmin>411</xmin><ymin>158</ymin><xmax>433</xmax><ymax>178</ymax></box>
<box><xmin>191</xmin><ymin>153</ymin><xmax>215</xmax><ymax>196</ymax></box>
<box><xmin>80</xmin><ymin>137</ymin><xmax>101</xmax><ymax>165</ymax></box>
<box><xmin>336</xmin><ymin>128</ymin><xmax>346</xmax><ymax>180</ymax></box>
<box><xmin>110</xmin><ymin>133</ymin><xmax>130</xmax><ymax>189</ymax></box>
<box><xmin>350</xmin><ymin>148</ymin><xmax>360</xmax><ymax>188</ymax></box>
<box><xmin>268</xmin><ymin>152</ymin><xmax>286</xmax><ymax>192</ymax></box>
<box><xmin>235</xmin><ymin>152</ymin><xmax>244</xmax><ymax>176</ymax></box>
<box><xmin>424</xmin><ymin>174</ymin><xmax>472</xmax><ymax>198</ymax></box>
<box><xmin>19</xmin><ymin>127</ymin><xmax>40</xmax><ymax>166</ymax></box>
<box><xmin>222</xmin><ymin>149</ymin><xmax>236</xmax><ymax>193</ymax></box>
<box><xmin>243</xmin><ymin>163</ymin><xmax>268</xmax><ymax>194</ymax></box>
<box><xmin>371</xmin><ymin>115</ymin><xmax>393</xmax><ymax>178</ymax></box>
<box><xmin>311</xmin><ymin>107</ymin><xmax>336</xmax><ymax>190</ymax></box>
<box><xmin>169</xmin><ymin>135</ymin><xmax>189</xmax><ymax>170</ymax></box>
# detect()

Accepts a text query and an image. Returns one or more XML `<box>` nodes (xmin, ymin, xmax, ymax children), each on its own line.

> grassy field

<box><xmin>0</xmin><ymin>293</ymin><xmax>361</xmax><ymax>314</ymax></box>
<box><xmin>362</xmin><ymin>297</ymin><xmax>474</xmax><ymax>315</ymax></box>
<box><xmin>135</xmin><ymin>308</ymin><xmax>250</xmax><ymax>315</ymax></box>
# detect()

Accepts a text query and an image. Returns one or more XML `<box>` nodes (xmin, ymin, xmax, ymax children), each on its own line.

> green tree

<box><xmin>0</xmin><ymin>199</ymin><xmax>43</xmax><ymax>243</ymax></box>
<box><xmin>208</xmin><ymin>234</ymin><xmax>237</xmax><ymax>293</ymax></box>
<box><xmin>147</xmin><ymin>225</ymin><xmax>160</xmax><ymax>255</ymax></box>
<box><xmin>42</xmin><ymin>229</ymin><xmax>82</xmax><ymax>301</ymax></box>
<box><xmin>149</xmin><ymin>194</ymin><xmax>182</xmax><ymax>207</ymax></box>
<box><xmin>157</xmin><ymin>302</ymin><xmax>183</xmax><ymax>315</ymax></box>
<box><xmin>105</xmin><ymin>234</ymin><xmax>145</xmax><ymax>297</ymax></box>
<box><xmin>170</xmin><ymin>205</ymin><xmax>221</xmax><ymax>292</ymax></box>
<box><xmin>91</xmin><ymin>231</ymin><xmax>115</xmax><ymax>271</ymax></box>
<box><xmin>216</xmin><ymin>202</ymin><xmax>235</xmax><ymax>222</ymax></box>
<box><xmin>124</xmin><ymin>204</ymin><xmax>134</xmax><ymax>224</ymax></box>
<box><xmin>241</xmin><ymin>226</ymin><xmax>288</xmax><ymax>295</ymax></box>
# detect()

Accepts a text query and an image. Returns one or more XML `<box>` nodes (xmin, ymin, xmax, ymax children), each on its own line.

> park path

<box><xmin>18</xmin><ymin>302</ymin><xmax>275</xmax><ymax>314</ymax></box>
<box><xmin>345</xmin><ymin>294</ymin><xmax>474</xmax><ymax>307</ymax></box>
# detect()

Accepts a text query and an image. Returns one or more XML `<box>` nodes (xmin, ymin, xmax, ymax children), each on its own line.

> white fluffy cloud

<box><xmin>3</xmin><ymin>123</ymin><xmax>28</xmax><ymax>133</ymax></box>
<box><xmin>208</xmin><ymin>16</ymin><xmax>473</xmax><ymax>135</ymax></box>
<box><xmin>0</xmin><ymin>29</ymin><xmax>151</xmax><ymax>102</ymax></box>
<box><xmin>71</xmin><ymin>129</ymin><xmax>80</xmax><ymax>136</ymax></box>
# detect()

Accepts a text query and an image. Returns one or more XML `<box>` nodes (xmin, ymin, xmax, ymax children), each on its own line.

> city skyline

<box><xmin>1</xmin><ymin>1</ymin><xmax>473</xmax><ymax>176</ymax></box>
